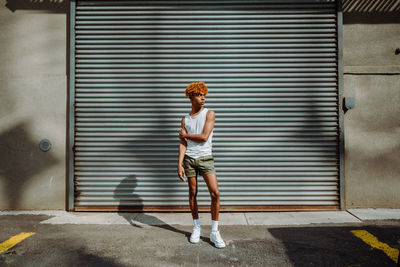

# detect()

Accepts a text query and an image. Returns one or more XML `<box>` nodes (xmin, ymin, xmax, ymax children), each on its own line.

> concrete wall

<box><xmin>343</xmin><ymin>4</ymin><xmax>400</xmax><ymax>207</ymax></box>
<box><xmin>0</xmin><ymin>0</ymin><xmax>67</xmax><ymax>209</ymax></box>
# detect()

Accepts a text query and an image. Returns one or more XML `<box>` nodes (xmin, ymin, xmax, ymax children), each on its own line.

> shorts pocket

<box><xmin>202</xmin><ymin>155</ymin><xmax>213</xmax><ymax>162</ymax></box>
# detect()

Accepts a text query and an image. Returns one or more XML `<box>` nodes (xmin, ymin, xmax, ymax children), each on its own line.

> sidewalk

<box><xmin>1</xmin><ymin>209</ymin><xmax>399</xmax><ymax>266</ymax></box>
<box><xmin>1</xmin><ymin>209</ymin><xmax>399</xmax><ymax>226</ymax></box>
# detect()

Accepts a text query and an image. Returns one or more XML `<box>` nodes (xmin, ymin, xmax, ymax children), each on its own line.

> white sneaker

<box><xmin>210</xmin><ymin>230</ymin><xmax>226</xmax><ymax>248</ymax></box>
<box><xmin>190</xmin><ymin>226</ymin><xmax>202</xmax><ymax>243</ymax></box>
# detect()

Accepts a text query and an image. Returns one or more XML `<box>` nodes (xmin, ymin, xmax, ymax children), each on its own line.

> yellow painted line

<box><xmin>351</xmin><ymin>230</ymin><xmax>399</xmax><ymax>263</ymax></box>
<box><xmin>0</xmin><ymin>232</ymin><xmax>35</xmax><ymax>254</ymax></box>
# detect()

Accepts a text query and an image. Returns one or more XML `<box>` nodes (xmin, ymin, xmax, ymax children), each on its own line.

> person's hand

<box><xmin>179</xmin><ymin>127</ymin><xmax>188</xmax><ymax>140</ymax></box>
<box><xmin>177</xmin><ymin>165</ymin><xmax>186</xmax><ymax>182</ymax></box>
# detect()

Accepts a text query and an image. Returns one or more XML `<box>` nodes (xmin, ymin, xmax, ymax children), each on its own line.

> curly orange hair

<box><xmin>185</xmin><ymin>82</ymin><xmax>208</xmax><ymax>98</ymax></box>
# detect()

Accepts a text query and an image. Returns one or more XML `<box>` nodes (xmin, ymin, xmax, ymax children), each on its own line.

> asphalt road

<box><xmin>0</xmin><ymin>214</ymin><xmax>399</xmax><ymax>267</ymax></box>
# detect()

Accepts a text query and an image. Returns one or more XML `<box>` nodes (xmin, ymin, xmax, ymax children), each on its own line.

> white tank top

<box><xmin>184</xmin><ymin>108</ymin><xmax>213</xmax><ymax>158</ymax></box>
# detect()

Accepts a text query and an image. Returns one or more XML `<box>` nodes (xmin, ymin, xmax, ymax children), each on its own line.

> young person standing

<box><xmin>177</xmin><ymin>81</ymin><xmax>226</xmax><ymax>249</ymax></box>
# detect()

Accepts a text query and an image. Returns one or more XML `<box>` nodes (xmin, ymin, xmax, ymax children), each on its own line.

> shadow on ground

<box><xmin>114</xmin><ymin>176</ymin><xmax>196</xmax><ymax>244</ymax></box>
<box><xmin>269</xmin><ymin>225</ymin><xmax>400</xmax><ymax>267</ymax></box>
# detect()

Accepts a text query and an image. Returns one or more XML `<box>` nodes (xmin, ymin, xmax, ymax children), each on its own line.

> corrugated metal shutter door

<box><xmin>73</xmin><ymin>0</ymin><xmax>339</xmax><ymax>210</ymax></box>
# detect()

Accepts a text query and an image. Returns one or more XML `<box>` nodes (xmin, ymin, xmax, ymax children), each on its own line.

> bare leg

<box><xmin>187</xmin><ymin>176</ymin><xmax>199</xmax><ymax>220</ymax></box>
<box><xmin>202</xmin><ymin>173</ymin><xmax>220</xmax><ymax>221</ymax></box>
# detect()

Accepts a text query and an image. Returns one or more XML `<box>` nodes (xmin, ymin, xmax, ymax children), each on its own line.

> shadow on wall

<box><xmin>343</xmin><ymin>0</ymin><xmax>400</xmax><ymax>23</ymax></box>
<box><xmin>0</xmin><ymin>122</ymin><xmax>60</xmax><ymax>209</ymax></box>
<box><xmin>6</xmin><ymin>0</ymin><xmax>67</xmax><ymax>13</ymax></box>
<box><xmin>113</xmin><ymin>176</ymin><xmax>192</xmax><ymax>241</ymax></box>
<box><xmin>4</xmin><ymin>0</ymin><xmax>400</xmax><ymax>24</ymax></box>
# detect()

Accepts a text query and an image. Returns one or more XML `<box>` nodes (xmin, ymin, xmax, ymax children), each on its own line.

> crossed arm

<box><xmin>177</xmin><ymin>110</ymin><xmax>215</xmax><ymax>182</ymax></box>
<box><xmin>179</xmin><ymin>110</ymin><xmax>215</xmax><ymax>142</ymax></box>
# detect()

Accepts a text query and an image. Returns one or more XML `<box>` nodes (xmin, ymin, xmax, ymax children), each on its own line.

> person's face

<box><xmin>191</xmin><ymin>92</ymin><xmax>206</xmax><ymax>106</ymax></box>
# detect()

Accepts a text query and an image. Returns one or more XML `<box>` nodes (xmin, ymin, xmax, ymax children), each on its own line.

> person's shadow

<box><xmin>113</xmin><ymin>175</ymin><xmax>208</xmax><ymax>243</ymax></box>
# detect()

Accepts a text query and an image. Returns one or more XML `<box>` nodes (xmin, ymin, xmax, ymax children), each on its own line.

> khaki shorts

<box><xmin>183</xmin><ymin>154</ymin><xmax>216</xmax><ymax>178</ymax></box>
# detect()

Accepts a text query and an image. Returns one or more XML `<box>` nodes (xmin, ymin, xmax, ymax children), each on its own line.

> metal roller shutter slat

<box><xmin>73</xmin><ymin>0</ymin><xmax>339</xmax><ymax>209</ymax></box>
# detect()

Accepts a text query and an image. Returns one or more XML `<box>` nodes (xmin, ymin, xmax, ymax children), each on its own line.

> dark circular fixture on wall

<box><xmin>39</xmin><ymin>139</ymin><xmax>52</xmax><ymax>152</ymax></box>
